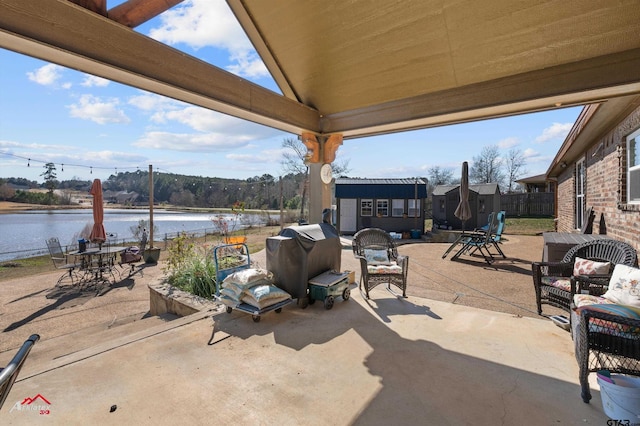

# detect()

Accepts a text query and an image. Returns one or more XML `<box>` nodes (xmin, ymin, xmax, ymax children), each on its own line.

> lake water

<box><xmin>0</xmin><ymin>209</ymin><xmax>271</xmax><ymax>262</ymax></box>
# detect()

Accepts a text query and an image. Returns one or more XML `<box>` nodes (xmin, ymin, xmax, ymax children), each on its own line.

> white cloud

<box><xmin>535</xmin><ymin>122</ymin><xmax>573</xmax><ymax>143</ymax></box>
<box><xmin>226</xmin><ymin>147</ymin><xmax>287</xmax><ymax>164</ymax></box>
<box><xmin>147</xmin><ymin>0</ymin><xmax>269</xmax><ymax>78</ymax></box>
<box><xmin>0</xmin><ymin>140</ymin><xmax>75</xmax><ymax>152</ymax></box>
<box><xmin>81</xmin><ymin>75</ymin><xmax>110</xmax><ymax>87</ymax></box>
<box><xmin>149</xmin><ymin>0</ymin><xmax>251</xmax><ymax>51</ymax></box>
<box><xmin>129</xmin><ymin>93</ymin><xmax>182</xmax><ymax>112</ymax></box>
<box><xmin>26</xmin><ymin>64</ymin><xmax>65</xmax><ymax>86</ymax></box>
<box><xmin>133</xmin><ymin>131</ymin><xmax>251</xmax><ymax>152</ymax></box>
<box><xmin>68</xmin><ymin>94</ymin><xmax>130</xmax><ymax>124</ymax></box>
<box><xmin>497</xmin><ymin>137</ymin><xmax>519</xmax><ymax>149</ymax></box>
<box><xmin>523</xmin><ymin>148</ymin><xmax>538</xmax><ymax>158</ymax></box>
<box><xmin>83</xmin><ymin>150</ymin><xmax>147</xmax><ymax>163</ymax></box>
<box><xmin>226</xmin><ymin>51</ymin><xmax>269</xmax><ymax>79</ymax></box>
<box><xmin>161</xmin><ymin>107</ymin><xmax>239</xmax><ymax>132</ymax></box>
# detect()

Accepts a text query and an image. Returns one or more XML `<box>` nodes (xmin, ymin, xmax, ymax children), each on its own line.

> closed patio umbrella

<box><xmin>89</xmin><ymin>179</ymin><xmax>106</xmax><ymax>245</ymax></box>
<box><xmin>454</xmin><ymin>161</ymin><xmax>472</xmax><ymax>232</ymax></box>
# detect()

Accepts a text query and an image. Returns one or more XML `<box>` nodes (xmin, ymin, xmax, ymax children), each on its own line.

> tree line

<box><xmin>0</xmin><ymin>169</ymin><xmax>308</xmax><ymax>211</ymax></box>
<box><xmin>0</xmin><ymin>141</ymin><xmax>527</xmax><ymax>210</ymax></box>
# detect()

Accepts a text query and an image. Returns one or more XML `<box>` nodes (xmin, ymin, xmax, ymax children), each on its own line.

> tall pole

<box><xmin>414</xmin><ymin>178</ymin><xmax>418</xmax><ymax>231</ymax></box>
<box><xmin>149</xmin><ymin>164</ymin><xmax>154</xmax><ymax>248</ymax></box>
<box><xmin>279</xmin><ymin>176</ymin><xmax>284</xmax><ymax>232</ymax></box>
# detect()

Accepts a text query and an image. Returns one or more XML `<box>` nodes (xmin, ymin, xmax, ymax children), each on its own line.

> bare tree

<box><xmin>426</xmin><ymin>165</ymin><xmax>454</xmax><ymax>194</ymax></box>
<box><xmin>281</xmin><ymin>137</ymin><xmax>350</xmax><ymax>219</ymax></box>
<box><xmin>504</xmin><ymin>148</ymin><xmax>528</xmax><ymax>193</ymax></box>
<box><xmin>470</xmin><ymin>145</ymin><xmax>505</xmax><ymax>188</ymax></box>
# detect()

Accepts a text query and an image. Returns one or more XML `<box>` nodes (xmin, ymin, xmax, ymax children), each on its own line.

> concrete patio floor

<box><xmin>0</xmin><ymin>235</ymin><xmax>609</xmax><ymax>424</ymax></box>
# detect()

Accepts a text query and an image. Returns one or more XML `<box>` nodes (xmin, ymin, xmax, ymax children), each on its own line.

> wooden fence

<box><xmin>500</xmin><ymin>192</ymin><xmax>554</xmax><ymax>217</ymax></box>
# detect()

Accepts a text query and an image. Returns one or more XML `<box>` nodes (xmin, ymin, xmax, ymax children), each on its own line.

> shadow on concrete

<box><xmin>200</xmin><ymin>289</ymin><xmax>604</xmax><ymax>424</ymax></box>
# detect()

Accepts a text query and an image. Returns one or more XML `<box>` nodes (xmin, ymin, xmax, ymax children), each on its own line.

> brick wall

<box><xmin>556</xmin><ymin>105</ymin><xmax>640</xmax><ymax>253</ymax></box>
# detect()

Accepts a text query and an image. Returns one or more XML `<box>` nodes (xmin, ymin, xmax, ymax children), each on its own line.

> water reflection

<box><xmin>0</xmin><ymin>209</ymin><xmax>270</xmax><ymax>261</ymax></box>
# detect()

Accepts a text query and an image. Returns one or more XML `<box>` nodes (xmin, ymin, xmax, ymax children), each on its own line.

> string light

<box><xmin>0</xmin><ymin>152</ymin><xmax>142</xmax><ymax>174</ymax></box>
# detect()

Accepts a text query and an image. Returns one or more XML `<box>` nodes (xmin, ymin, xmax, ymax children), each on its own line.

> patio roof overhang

<box><xmin>546</xmin><ymin>94</ymin><xmax>640</xmax><ymax>178</ymax></box>
<box><xmin>1</xmin><ymin>0</ymin><xmax>640</xmax><ymax>141</ymax></box>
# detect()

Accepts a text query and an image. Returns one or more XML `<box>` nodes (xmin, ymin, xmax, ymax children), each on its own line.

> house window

<box><xmin>360</xmin><ymin>199</ymin><xmax>373</xmax><ymax>216</ymax></box>
<box><xmin>627</xmin><ymin>128</ymin><xmax>640</xmax><ymax>204</ymax></box>
<box><xmin>376</xmin><ymin>200</ymin><xmax>389</xmax><ymax>217</ymax></box>
<box><xmin>408</xmin><ymin>199</ymin><xmax>420</xmax><ymax>217</ymax></box>
<box><xmin>575</xmin><ymin>159</ymin><xmax>585</xmax><ymax>230</ymax></box>
<box><xmin>392</xmin><ymin>199</ymin><xmax>404</xmax><ymax>217</ymax></box>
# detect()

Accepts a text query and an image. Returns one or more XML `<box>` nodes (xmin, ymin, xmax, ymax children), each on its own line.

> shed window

<box><xmin>376</xmin><ymin>200</ymin><xmax>389</xmax><ymax>217</ymax></box>
<box><xmin>392</xmin><ymin>199</ymin><xmax>404</xmax><ymax>217</ymax></box>
<box><xmin>627</xmin><ymin>128</ymin><xmax>640</xmax><ymax>204</ymax></box>
<box><xmin>361</xmin><ymin>199</ymin><xmax>373</xmax><ymax>216</ymax></box>
<box><xmin>408</xmin><ymin>199</ymin><xmax>420</xmax><ymax>217</ymax></box>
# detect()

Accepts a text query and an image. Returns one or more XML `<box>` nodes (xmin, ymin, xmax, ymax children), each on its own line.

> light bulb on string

<box><xmin>90</xmin><ymin>166</ymin><xmax>93</xmax><ymax>174</ymax></box>
<box><xmin>61</xmin><ymin>163</ymin><xmax>64</xmax><ymax>172</ymax></box>
<box><xmin>27</xmin><ymin>158</ymin><xmax>30</xmax><ymax>167</ymax></box>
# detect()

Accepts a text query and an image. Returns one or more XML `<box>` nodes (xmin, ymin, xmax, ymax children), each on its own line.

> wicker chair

<box><xmin>573</xmin><ymin>305</ymin><xmax>640</xmax><ymax>403</ymax></box>
<box><xmin>352</xmin><ymin>228</ymin><xmax>408</xmax><ymax>299</ymax></box>
<box><xmin>532</xmin><ymin>239</ymin><xmax>638</xmax><ymax>315</ymax></box>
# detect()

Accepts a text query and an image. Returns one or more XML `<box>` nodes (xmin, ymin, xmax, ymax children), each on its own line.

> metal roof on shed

<box><xmin>335</xmin><ymin>178</ymin><xmax>427</xmax><ymax>199</ymax></box>
<box><xmin>432</xmin><ymin>183</ymin><xmax>500</xmax><ymax>196</ymax></box>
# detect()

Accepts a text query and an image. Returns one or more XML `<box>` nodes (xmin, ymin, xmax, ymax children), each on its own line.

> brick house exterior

<box><xmin>546</xmin><ymin>95</ymin><xmax>640</xmax><ymax>253</ymax></box>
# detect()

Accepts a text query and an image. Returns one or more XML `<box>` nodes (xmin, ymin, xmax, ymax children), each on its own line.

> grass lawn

<box><xmin>424</xmin><ymin>217</ymin><xmax>554</xmax><ymax>236</ymax></box>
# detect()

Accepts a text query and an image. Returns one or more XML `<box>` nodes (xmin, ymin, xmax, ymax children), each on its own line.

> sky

<box><xmin>0</xmin><ymin>0</ymin><xmax>582</xmax><ymax>185</ymax></box>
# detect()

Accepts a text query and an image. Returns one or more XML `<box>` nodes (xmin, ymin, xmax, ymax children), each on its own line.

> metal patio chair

<box><xmin>46</xmin><ymin>237</ymin><xmax>82</xmax><ymax>286</ymax></box>
<box><xmin>450</xmin><ymin>213</ymin><xmax>502</xmax><ymax>265</ymax></box>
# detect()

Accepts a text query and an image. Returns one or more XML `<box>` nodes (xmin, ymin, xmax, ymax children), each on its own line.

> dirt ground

<box><xmin>0</xmin><ymin>232</ymin><xmax>564</xmax><ymax>356</ymax></box>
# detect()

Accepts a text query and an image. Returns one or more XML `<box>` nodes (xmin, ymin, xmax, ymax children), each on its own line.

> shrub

<box><xmin>164</xmin><ymin>233</ymin><xmax>216</xmax><ymax>299</ymax></box>
<box><xmin>166</xmin><ymin>250</ymin><xmax>217</xmax><ymax>299</ymax></box>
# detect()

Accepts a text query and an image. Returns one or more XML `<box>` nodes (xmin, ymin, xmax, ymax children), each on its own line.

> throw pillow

<box><xmin>364</xmin><ymin>248</ymin><xmax>390</xmax><ymax>265</ymax></box>
<box><xmin>573</xmin><ymin>257</ymin><xmax>611</xmax><ymax>276</ymax></box>
<box><xmin>573</xmin><ymin>293</ymin><xmax>613</xmax><ymax>308</ymax></box>
<box><xmin>602</xmin><ymin>264</ymin><xmax>640</xmax><ymax>307</ymax></box>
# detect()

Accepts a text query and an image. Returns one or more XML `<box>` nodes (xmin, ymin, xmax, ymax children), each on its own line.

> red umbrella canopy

<box><xmin>89</xmin><ymin>179</ymin><xmax>106</xmax><ymax>243</ymax></box>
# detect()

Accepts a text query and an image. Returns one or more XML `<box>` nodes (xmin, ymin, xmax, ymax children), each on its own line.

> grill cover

<box><xmin>266</xmin><ymin>224</ymin><xmax>341</xmax><ymax>299</ymax></box>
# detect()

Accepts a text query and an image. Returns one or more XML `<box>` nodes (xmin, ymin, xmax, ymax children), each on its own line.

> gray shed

<box><xmin>432</xmin><ymin>183</ymin><xmax>500</xmax><ymax>230</ymax></box>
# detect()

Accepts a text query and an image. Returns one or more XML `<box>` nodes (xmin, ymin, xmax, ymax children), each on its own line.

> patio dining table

<box><xmin>68</xmin><ymin>246</ymin><xmax>128</xmax><ymax>285</ymax></box>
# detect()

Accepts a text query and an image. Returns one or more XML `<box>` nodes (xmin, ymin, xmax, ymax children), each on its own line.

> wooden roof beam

<box><xmin>67</xmin><ymin>0</ymin><xmax>106</xmax><ymax>16</ymax></box>
<box><xmin>108</xmin><ymin>0</ymin><xmax>185</xmax><ymax>28</ymax></box>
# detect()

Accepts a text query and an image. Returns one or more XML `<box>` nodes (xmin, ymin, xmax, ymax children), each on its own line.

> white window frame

<box><xmin>376</xmin><ymin>199</ymin><xmax>389</xmax><ymax>217</ymax></box>
<box><xmin>627</xmin><ymin>128</ymin><xmax>640</xmax><ymax>204</ymax></box>
<box><xmin>575</xmin><ymin>159</ymin><xmax>585</xmax><ymax>230</ymax></box>
<box><xmin>392</xmin><ymin>199</ymin><xmax>404</xmax><ymax>217</ymax></box>
<box><xmin>360</xmin><ymin>199</ymin><xmax>373</xmax><ymax>216</ymax></box>
<box><xmin>408</xmin><ymin>199</ymin><xmax>420</xmax><ymax>217</ymax></box>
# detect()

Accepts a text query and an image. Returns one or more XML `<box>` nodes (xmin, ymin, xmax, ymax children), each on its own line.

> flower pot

<box><xmin>145</xmin><ymin>247</ymin><xmax>161</xmax><ymax>264</ymax></box>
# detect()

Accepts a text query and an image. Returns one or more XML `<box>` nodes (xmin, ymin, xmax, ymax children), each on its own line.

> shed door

<box><xmin>339</xmin><ymin>199</ymin><xmax>357</xmax><ymax>234</ymax></box>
